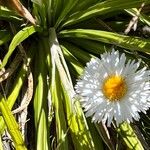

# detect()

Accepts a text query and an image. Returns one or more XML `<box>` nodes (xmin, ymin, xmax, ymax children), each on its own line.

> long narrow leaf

<box><xmin>62</xmin><ymin>88</ymin><xmax>100</xmax><ymax>150</ymax></box>
<box><xmin>117</xmin><ymin>122</ymin><xmax>144</xmax><ymax>150</ymax></box>
<box><xmin>50</xmin><ymin>28</ymin><xmax>74</xmax><ymax>97</ymax></box>
<box><xmin>0</xmin><ymin>25</ymin><xmax>39</xmax><ymax>69</ymax></box>
<box><xmin>67</xmin><ymin>38</ymin><xmax>111</xmax><ymax>54</ymax></box>
<box><xmin>49</xmin><ymin>29</ymin><xmax>69</xmax><ymax>149</ymax></box>
<box><xmin>51</xmin><ymin>69</ymin><xmax>69</xmax><ymax>149</ymax></box>
<box><xmin>0</xmin><ymin>65</ymin><xmax>27</xmax><ymax>134</ymax></box>
<box><xmin>61</xmin><ymin>44</ymin><xmax>83</xmax><ymax>76</ymax></box>
<box><xmin>54</xmin><ymin>0</ymin><xmax>80</xmax><ymax>28</ymax></box>
<box><xmin>51</xmin><ymin>0</ymin><xmax>64</xmax><ymax>25</ymax></box>
<box><xmin>68</xmin><ymin>0</ymin><xmax>100</xmax><ymax>15</ymax></box>
<box><xmin>0</xmin><ymin>6</ymin><xmax>22</xmax><ymax>21</ymax></box>
<box><xmin>59</xmin><ymin>29</ymin><xmax>150</xmax><ymax>53</ymax></box>
<box><xmin>0</xmin><ymin>44</ymin><xmax>35</xmax><ymax>134</ymax></box>
<box><xmin>33</xmin><ymin>37</ymin><xmax>49</xmax><ymax>150</ymax></box>
<box><xmin>61</xmin><ymin>41</ymin><xmax>92</xmax><ymax>63</ymax></box>
<box><xmin>49</xmin><ymin>28</ymin><xmax>97</xmax><ymax>149</ymax></box>
<box><xmin>0</xmin><ymin>94</ymin><xmax>27</xmax><ymax>150</ymax></box>
<box><xmin>61</xmin><ymin>0</ymin><xmax>150</xmax><ymax>27</ymax></box>
<box><xmin>32</xmin><ymin>0</ymin><xmax>49</xmax><ymax>28</ymax></box>
<box><xmin>0</xmin><ymin>136</ymin><xmax>3</xmax><ymax>150</ymax></box>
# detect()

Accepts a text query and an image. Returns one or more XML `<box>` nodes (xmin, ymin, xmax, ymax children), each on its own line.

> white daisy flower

<box><xmin>75</xmin><ymin>50</ymin><xmax>150</xmax><ymax>126</ymax></box>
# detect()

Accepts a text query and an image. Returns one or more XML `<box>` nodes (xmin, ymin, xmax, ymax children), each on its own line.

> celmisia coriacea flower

<box><xmin>75</xmin><ymin>50</ymin><xmax>150</xmax><ymax>126</ymax></box>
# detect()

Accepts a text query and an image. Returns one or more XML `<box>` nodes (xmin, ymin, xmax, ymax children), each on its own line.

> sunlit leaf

<box><xmin>0</xmin><ymin>94</ymin><xmax>27</xmax><ymax>150</ymax></box>
<box><xmin>59</xmin><ymin>29</ymin><xmax>150</xmax><ymax>53</ymax></box>
<box><xmin>33</xmin><ymin>37</ymin><xmax>49</xmax><ymax>150</ymax></box>
<box><xmin>0</xmin><ymin>25</ymin><xmax>39</xmax><ymax>69</ymax></box>
<box><xmin>61</xmin><ymin>0</ymin><xmax>150</xmax><ymax>27</ymax></box>
<box><xmin>117</xmin><ymin>122</ymin><xmax>144</xmax><ymax>150</ymax></box>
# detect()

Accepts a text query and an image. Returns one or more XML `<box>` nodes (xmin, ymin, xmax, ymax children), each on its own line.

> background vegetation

<box><xmin>0</xmin><ymin>0</ymin><xmax>150</xmax><ymax>150</ymax></box>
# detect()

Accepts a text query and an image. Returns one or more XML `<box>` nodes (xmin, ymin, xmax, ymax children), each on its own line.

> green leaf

<box><xmin>86</xmin><ymin>116</ymin><xmax>104</xmax><ymax>150</ymax></box>
<box><xmin>54</xmin><ymin>0</ymin><xmax>80</xmax><ymax>28</ymax></box>
<box><xmin>33</xmin><ymin>37</ymin><xmax>49</xmax><ymax>150</ymax></box>
<box><xmin>0</xmin><ymin>43</ymin><xmax>36</xmax><ymax>134</ymax></box>
<box><xmin>49</xmin><ymin>28</ymin><xmax>73</xmax><ymax>94</ymax></box>
<box><xmin>61</xmin><ymin>41</ymin><xmax>92</xmax><ymax>63</ymax></box>
<box><xmin>117</xmin><ymin>122</ymin><xmax>144</xmax><ymax>150</ymax></box>
<box><xmin>67</xmin><ymin>38</ymin><xmax>111</xmax><ymax>55</ymax></box>
<box><xmin>61</xmin><ymin>44</ymin><xmax>83</xmax><ymax>76</ymax></box>
<box><xmin>51</xmin><ymin>0</ymin><xmax>64</xmax><ymax>25</ymax></box>
<box><xmin>49</xmin><ymin>28</ymin><xmax>96</xmax><ymax>149</ymax></box>
<box><xmin>0</xmin><ymin>94</ymin><xmax>27</xmax><ymax>150</ymax></box>
<box><xmin>59</xmin><ymin>29</ymin><xmax>150</xmax><ymax>53</ymax></box>
<box><xmin>63</xmin><ymin>90</ymin><xmax>100</xmax><ymax>150</ymax></box>
<box><xmin>32</xmin><ymin>0</ymin><xmax>50</xmax><ymax>28</ymax></box>
<box><xmin>61</xmin><ymin>0</ymin><xmax>150</xmax><ymax>27</ymax></box>
<box><xmin>0</xmin><ymin>136</ymin><xmax>3</xmax><ymax>150</ymax></box>
<box><xmin>48</xmin><ymin>29</ymin><xmax>69</xmax><ymax>149</ymax></box>
<box><xmin>0</xmin><ymin>6</ymin><xmax>22</xmax><ymax>21</ymax></box>
<box><xmin>0</xmin><ymin>25</ymin><xmax>39</xmax><ymax>70</ymax></box>
<box><xmin>68</xmin><ymin>0</ymin><xmax>100</xmax><ymax>15</ymax></box>
<box><xmin>51</xmin><ymin>69</ymin><xmax>69</xmax><ymax>150</ymax></box>
<box><xmin>0</xmin><ymin>66</ymin><xmax>27</xmax><ymax>134</ymax></box>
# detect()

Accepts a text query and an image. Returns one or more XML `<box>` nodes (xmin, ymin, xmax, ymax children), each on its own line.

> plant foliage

<box><xmin>0</xmin><ymin>0</ymin><xmax>150</xmax><ymax>150</ymax></box>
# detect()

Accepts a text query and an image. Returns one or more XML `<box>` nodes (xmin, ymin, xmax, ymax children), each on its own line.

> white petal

<box><xmin>75</xmin><ymin>49</ymin><xmax>150</xmax><ymax>126</ymax></box>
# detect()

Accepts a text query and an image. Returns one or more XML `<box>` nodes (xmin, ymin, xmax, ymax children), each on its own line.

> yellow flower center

<box><xmin>102</xmin><ymin>75</ymin><xmax>127</xmax><ymax>101</ymax></box>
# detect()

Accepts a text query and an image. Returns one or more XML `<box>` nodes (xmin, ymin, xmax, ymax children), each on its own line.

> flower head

<box><xmin>75</xmin><ymin>50</ymin><xmax>150</xmax><ymax>126</ymax></box>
